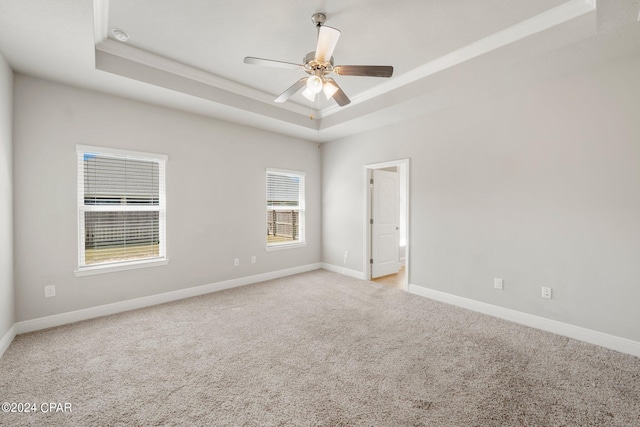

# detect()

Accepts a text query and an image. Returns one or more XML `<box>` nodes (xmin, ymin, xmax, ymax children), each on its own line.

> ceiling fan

<box><xmin>243</xmin><ymin>13</ymin><xmax>393</xmax><ymax>107</ymax></box>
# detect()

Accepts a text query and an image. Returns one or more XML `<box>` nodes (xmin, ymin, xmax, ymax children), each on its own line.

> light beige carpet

<box><xmin>1</xmin><ymin>270</ymin><xmax>639</xmax><ymax>426</ymax></box>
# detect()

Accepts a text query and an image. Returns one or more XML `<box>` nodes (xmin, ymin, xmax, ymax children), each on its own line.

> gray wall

<box><xmin>13</xmin><ymin>75</ymin><xmax>321</xmax><ymax>322</ymax></box>
<box><xmin>322</xmin><ymin>56</ymin><xmax>640</xmax><ymax>342</ymax></box>
<box><xmin>0</xmin><ymin>53</ymin><xmax>14</xmax><ymax>339</ymax></box>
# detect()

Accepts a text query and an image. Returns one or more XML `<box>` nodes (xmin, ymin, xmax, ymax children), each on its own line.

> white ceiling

<box><xmin>1</xmin><ymin>0</ymin><xmax>639</xmax><ymax>142</ymax></box>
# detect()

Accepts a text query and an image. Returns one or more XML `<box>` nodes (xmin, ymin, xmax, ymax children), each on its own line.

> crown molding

<box><xmin>96</xmin><ymin>40</ymin><xmax>313</xmax><ymax>118</ymax></box>
<box><xmin>319</xmin><ymin>0</ymin><xmax>597</xmax><ymax>119</ymax></box>
<box><xmin>91</xmin><ymin>0</ymin><xmax>597</xmax><ymax>141</ymax></box>
<box><xmin>93</xmin><ymin>0</ymin><xmax>317</xmax><ymax>134</ymax></box>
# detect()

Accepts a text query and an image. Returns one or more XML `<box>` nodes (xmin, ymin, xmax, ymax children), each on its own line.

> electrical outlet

<box><xmin>251</xmin><ymin>256</ymin><xmax>256</xmax><ymax>264</ymax></box>
<box><xmin>344</xmin><ymin>250</ymin><xmax>349</xmax><ymax>258</ymax></box>
<box><xmin>541</xmin><ymin>287</ymin><xmax>552</xmax><ymax>299</ymax></box>
<box><xmin>494</xmin><ymin>278</ymin><xmax>503</xmax><ymax>290</ymax></box>
<box><xmin>44</xmin><ymin>285</ymin><xmax>56</xmax><ymax>298</ymax></box>
<box><xmin>234</xmin><ymin>258</ymin><xmax>240</xmax><ymax>267</ymax></box>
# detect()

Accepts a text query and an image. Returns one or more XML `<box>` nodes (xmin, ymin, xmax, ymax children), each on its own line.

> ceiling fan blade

<box><xmin>243</xmin><ymin>57</ymin><xmax>303</xmax><ymax>70</ymax></box>
<box><xmin>326</xmin><ymin>79</ymin><xmax>351</xmax><ymax>106</ymax></box>
<box><xmin>334</xmin><ymin>65</ymin><xmax>394</xmax><ymax>78</ymax></box>
<box><xmin>274</xmin><ymin>78</ymin><xmax>308</xmax><ymax>103</ymax></box>
<box><xmin>315</xmin><ymin>26</ymin><xmax>341</xmax><ymax>62</ymax></box>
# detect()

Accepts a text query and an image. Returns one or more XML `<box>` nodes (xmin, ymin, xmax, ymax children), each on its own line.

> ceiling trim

<box><xmin>93</xmin><ymin>0</ymin><xmax>109</xmax><ymax>45</ymax></box>
<box><xmin>91</xmin><ymin>0</ymin><xmax>598</xmax><ymax>142</ymax></box>
<box><xmin>96</xmin><ymin>44</ymin><xmax>320</xmax><ymax>131</ymax></box>
<box><xmin>96</xmin><ymin>39</ymin><xmax>313</xmax><ymax>118</ymax></box>
<box><xmin>94</xmin><ymin>0</ymin><xmax>314</xmax><ymax>120</ymax></box>
<box><xmin>319</xmin><ymin>0</ymin><xmax>597</xmax><ymax>118</ymax></box>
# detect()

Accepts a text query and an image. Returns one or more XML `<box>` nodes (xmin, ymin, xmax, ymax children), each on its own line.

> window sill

<box><xmin>74</xmin><ymin>258</ymin><xmax>170</xmax><ymax>277</ymax></box>
<box><xmin>266</xmin><ymin>242</ymin><xmax>307</xmax><ymax>251</ymax></box>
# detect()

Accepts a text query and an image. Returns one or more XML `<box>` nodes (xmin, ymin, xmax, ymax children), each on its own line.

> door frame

<box><xmin>364</xmin><ymin>158</ymin><xmax>410</xmax><ymax>291</ymax></box>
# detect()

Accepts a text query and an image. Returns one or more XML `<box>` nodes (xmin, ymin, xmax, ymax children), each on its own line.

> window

<box><xmin>76</xmin><ymin>145</ymin><xmax>168</xmax><ymax>275</ymax></box>
<box><xmin>266</xmin><ymin>169</ymin><xmax>305</xmax><ymax>249</ymax></box>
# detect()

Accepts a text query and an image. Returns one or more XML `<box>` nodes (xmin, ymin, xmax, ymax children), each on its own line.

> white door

<box><xmin>371</xmin><ymin>169</ymin><xmax>400</xmax><ymax>278</ymax></box>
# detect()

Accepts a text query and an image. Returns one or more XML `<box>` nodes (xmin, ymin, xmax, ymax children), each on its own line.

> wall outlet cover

<box><xmin>44</xmin><ymin>285</ymin><xmax>56</xmax><ymax>298</ymax></box>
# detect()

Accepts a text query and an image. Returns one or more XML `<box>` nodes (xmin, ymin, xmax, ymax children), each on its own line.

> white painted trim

<box><xmin>265</xmin><ymin>243</ymin><xmax>307</xmax><ymax>252</ymax></box>
<box><xmin>320</xmin><ymin>0</ymin><xmax>596</xmax><ymax>118</ymax></box>
<box><xmin>92</xmin><ymin>0</ymin><xmax>109</xmax><ymax>45</ymax></box>
<box><xmin>74</xmin><ymin>259</ymin><xmax>170</xmax><ymax>277</ymax></box>
<box><xmin>15</xmin><ymin>263</ymin><xmax>322</xmax><ymax>335</ymax></box>
<box><xmin>0</xmin><ymin>325</ymin><xmax>16</xmax><ymax>358</ymax></box>
<box><xmin>95</xmin><ymin>39</ymin><xmax>312</xmax><ymax>118</ymax></box>
<box><xmin>321</xmin><ymin>263</ymin><xmax>366</xmax><ymax>280</ymax></box>
<box><xmin>266</xmin><ymin>167</ymin><xmax>306</xmax><ymax>177</ymax></box>
<box><xmin>77</xmin><ymin>144</ymin><xmax>168</xmax><ymax>161</ymax></box>
<box><xmin>408</xmin><ymin>284</ymin><xmax>640</xmax><ymax>358</ymax></box>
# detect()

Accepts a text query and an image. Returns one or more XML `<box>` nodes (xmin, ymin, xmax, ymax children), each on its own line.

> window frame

<box><xmin>74</xmin><ymin>145</ymin><xmax>169</xmax><ymax>277</ymax></box>
<box><xmin>266</xmin><ymin>168</ymin><xmax>306</xmax><ymax>251</ymax></box>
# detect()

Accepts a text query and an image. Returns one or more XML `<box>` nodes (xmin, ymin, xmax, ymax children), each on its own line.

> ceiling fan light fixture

<box><xmin>243</xmin><ymin>12</ymin><xmax>393</xmax><ymax>107</ymax></box>
<box><xmin>301</xmin><ymin>87</ymin><xmax>317</xmax><ymax>102</ymax></box>
<box><xmin>323</xmin><ymin>79</ymin><xmax>339</xmax><ymax>99</ymax></box>
<box><xmin>306</xmin><ymin>75</ymin><xmax>323</xmax><ymax>94</ymax></box>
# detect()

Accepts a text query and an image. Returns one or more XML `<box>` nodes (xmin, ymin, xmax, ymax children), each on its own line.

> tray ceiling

<box><xmin>2</xmin><ymin>1</ymin><xmax>640</xmax><ymax>141</ymax></box>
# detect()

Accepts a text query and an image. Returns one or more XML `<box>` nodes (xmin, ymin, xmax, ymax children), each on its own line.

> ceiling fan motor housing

<box><xmin>304</xmin><ymin>51</ymin><xmax>334</xmax><ymax>74</ymax></box>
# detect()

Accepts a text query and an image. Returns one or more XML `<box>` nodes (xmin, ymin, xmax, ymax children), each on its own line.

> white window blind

<box><xmin>77</xmin><ymin>145</ymin><xmax>167</xmax><ymax>271</ymax></box>
<box><xmin>266</xmin><ymin>169</ymin><xmax>305</xmax><ymax>248</ymax></box>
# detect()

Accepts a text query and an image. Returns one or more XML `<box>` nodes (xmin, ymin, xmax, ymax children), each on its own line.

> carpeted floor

<box><xmin>1</xmin><ymin>269</ymin><xmax>639</xmax><ymax>426</ymax></box>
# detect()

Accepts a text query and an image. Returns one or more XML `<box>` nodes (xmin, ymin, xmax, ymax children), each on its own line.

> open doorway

<box><xmin>364</xmin><ymin>159</ymin><xmax>409</xmax><ymax>291</ymax></box>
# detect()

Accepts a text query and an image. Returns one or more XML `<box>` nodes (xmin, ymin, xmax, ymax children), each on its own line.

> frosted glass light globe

<box><xmin>301</xmin><ymin>87</ymin><xmax>316</xmax><ymax>102</ymax></box>
<box><xmin>306</xmin><ymin>75</ymin><xmax>323</xmax><ymax>94</ymax></box>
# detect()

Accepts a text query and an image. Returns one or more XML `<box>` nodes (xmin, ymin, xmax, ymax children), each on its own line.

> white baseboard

<box><xmin>9</xmin><ymin>268</ymin><xmax>637</xmax><ymax>360</ymax></box>
<box><xmin>14</xmin><ymin>263</ymin><xmax>322</xmax><ymax>335</ymax></box>
<box><xmin>321</xmin><ymin>263</ymin><xmax>366</xmax><ymax>280</ymax></box>
<box><xmin>409</xmin><ymin>284</ymin><xmax>640</xmax><ymax>358</ymax></box>
<box><xmin>0</xmin><ymin>325</ymin><xmax>16</xmax><ymax>358</ymax></box>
